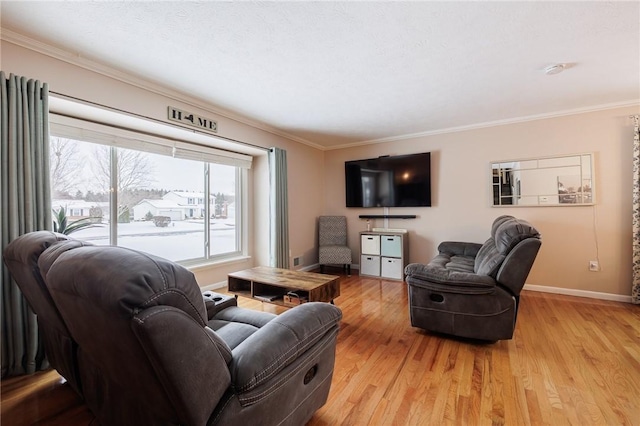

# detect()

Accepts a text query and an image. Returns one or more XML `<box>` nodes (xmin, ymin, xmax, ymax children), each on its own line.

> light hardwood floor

<box><xmin>2</xmin><ymin>272</ymin><xmax>639</xmax><ymax>425</ymax></box>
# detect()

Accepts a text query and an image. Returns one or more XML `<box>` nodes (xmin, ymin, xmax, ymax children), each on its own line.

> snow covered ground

<box><xmin>71</xmin><ymin>219</ymin><xmax>236</xmax><ymax>261</ymax></box>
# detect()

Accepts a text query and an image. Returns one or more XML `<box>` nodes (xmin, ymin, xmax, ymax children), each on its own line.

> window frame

<box><xmin>49</xmin><ymin>113</ymin><xmax>252</xmax><ymax>266</ymax></box>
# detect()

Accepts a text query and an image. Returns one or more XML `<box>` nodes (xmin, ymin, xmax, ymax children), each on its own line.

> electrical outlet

<box><xmin>589</xmin><ymin>260</ymin><xmax>600</xmax><ymax>272</ymax></box>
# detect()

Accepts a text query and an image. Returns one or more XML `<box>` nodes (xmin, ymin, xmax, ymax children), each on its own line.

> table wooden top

<box><xmin>228</xmin><ymin>266</ymin><xmax>339</xmax><ymax>291</ymax></box>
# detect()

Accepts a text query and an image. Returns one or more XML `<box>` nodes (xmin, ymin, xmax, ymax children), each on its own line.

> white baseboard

<box><xmin>523</xmin><ymin>284</ymin><xmax>633</xmax><ymax>303</ymax></box>
<box><xmin>200</xmin><ymin>281</ymin><xmax>227</xmax><ymax>291</ymax></box>
<box><xmin>298</xmin><ymin>264</ymin><xmax>319</xmax><ymax>272</ymax></box>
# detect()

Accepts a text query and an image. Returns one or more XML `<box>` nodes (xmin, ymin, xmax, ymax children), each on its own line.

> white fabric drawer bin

<box><xmin>361</xmin><ymin>235</ymin><xmax>380</xmax><ymax>255</ymax></box>
<box><xmin>381</xmin><ymin>257</ymin><xmax>403</xmax><ymax>280</ymax></box>
<box><xmin>360</xmin><ymin>255</ymin><xmax>380</xmax><ymax>276</ymax></box>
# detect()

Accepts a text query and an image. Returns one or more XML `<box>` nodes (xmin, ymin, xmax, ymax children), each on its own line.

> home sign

<box><xmin>168</xmin><ymin>106</ymin><xmax>218</xmax><ymax>133</ymax></box>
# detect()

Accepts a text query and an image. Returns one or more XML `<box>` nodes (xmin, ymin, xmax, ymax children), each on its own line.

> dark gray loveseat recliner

<box><xmin>404</xmin><ymin>215</ymin><xmax>541</xmax><ymax>341</ymax></box>
<box><xmin>3</xmin><ymin>231</ymin><xmax>342</xmax><ymax>425</ymax></box>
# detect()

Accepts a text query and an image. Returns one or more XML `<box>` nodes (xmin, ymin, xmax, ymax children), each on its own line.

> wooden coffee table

<box><xmin>227</xmin><ymin>266</ymin><xmax>340</xmax><ymax>306</ymax></box>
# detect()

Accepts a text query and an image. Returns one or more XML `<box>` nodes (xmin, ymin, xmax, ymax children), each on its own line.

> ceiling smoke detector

<box><xmin>544</xmin><ymin>63</ymin><xmax>566</xmax><ymax>75</ymax></box>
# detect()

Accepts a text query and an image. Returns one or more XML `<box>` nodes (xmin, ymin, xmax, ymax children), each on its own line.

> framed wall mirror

<box><xmin>492</xmin><ymin>153</ymin><xmax>594</xmax><ymax>206</ymax></box>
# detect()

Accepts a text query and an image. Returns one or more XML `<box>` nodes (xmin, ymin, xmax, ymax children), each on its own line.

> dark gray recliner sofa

<box><xmin>404</xmin><ymin>215</ymin><xmax>541</xmax><ymax>341</ymax></box>
<box><xmin>6</xmin><ymin>232</ymin><xmax>342</xmax><ymax>425</ymax></box>
<box><xmin>2</xmin><ymin>231</ymin><xmax>239</xmax><ymax>398</ymax></box>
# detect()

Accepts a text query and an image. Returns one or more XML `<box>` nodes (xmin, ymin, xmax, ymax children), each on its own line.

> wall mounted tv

<box><xmin>345</xmin><ymin>152</ymin><xmax>431</xmax><ymax>208</ymax></box>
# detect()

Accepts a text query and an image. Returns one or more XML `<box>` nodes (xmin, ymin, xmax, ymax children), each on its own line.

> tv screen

<box><xmin>345</xmin><ymin>152</ymin><xmax>431</xmax><ymax>207</ymax></box>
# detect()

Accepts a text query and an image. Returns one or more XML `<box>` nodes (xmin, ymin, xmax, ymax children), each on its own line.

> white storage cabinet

<box><xmin>359</xmin><ymin>231</ymin><xmax>409</xmax><ymax>280</ymax></box>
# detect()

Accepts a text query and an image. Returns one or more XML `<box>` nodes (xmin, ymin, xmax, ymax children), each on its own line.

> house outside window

<box><xmin>49</xmin><ymin>133</ymin><xmax>247</xmax><ymax>264</ymax></box>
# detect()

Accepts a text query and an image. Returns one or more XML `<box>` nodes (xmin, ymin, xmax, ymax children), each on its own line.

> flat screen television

<box><xmin>345</xmin><ymin>152</ymin><xmax>431</xmax><ymax>208</ymax></box>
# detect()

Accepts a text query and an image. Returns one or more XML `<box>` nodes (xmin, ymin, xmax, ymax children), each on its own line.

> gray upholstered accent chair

<box><xmin>318</xmin><ymin>215</ymin><xmax>352</xmax><ymax>275</ymax></box>
<box><xmin>35</xmin><ymin>241</ymin><xmax>342</xmax><ymax>426</ymax></box>
<box><xmin>2</xmin><ymin>231</ymin><xmax>91</xmax><ymax>396</ymax></box>
<box><xmin>404</xmin><ymin>215</ymin><xmax>541</xmax><ymax>341</ymax></box>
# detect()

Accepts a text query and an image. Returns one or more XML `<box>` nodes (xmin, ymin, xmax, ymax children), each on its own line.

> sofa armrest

<box><xmin>229</xmin><ymin>302</ymin><xmax>342</xmax><ymax>394</ymax></box>
<box><xmin>437</xmin><ymin>241</ymin><xmax>483</xmax><ymax>257</ymax></box>
<box><xmin>202</xmin><ymin>291</ymin><xmax>237</xmax><ymax>320</ymax></box>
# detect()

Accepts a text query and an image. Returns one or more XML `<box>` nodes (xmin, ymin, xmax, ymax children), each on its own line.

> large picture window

<box><xmin>49</xmin><ymin>133</ymin><xmax>246</xmax><ymax>264</ymax></box>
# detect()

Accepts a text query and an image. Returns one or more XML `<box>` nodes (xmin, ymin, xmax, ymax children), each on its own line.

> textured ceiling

<box><xmin>1</xmin><ymin>1</ymin><xmax>639</xmax><ymax>149</ymax></box>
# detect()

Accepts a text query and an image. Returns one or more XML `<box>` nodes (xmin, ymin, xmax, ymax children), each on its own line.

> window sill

<box><xmin>182</xmin><ymin>255</ymin><xmax>251</xmax><ymax>271</ymax></box>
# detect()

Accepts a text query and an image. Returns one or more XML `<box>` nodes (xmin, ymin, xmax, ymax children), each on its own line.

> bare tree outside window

<box><xmin>50</xmin><ymin>137</ymin><xmax>83</xmax><ymax>198</ymax></box>
<box><xmin>91</xmin><ymin>146</ymin><xmax>155</xmax><ymax>220</ymax></box>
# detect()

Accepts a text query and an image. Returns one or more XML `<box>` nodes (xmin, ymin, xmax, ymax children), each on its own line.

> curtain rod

<box><xmin>49</xmin><ymin>91</ymin><xmax>270</xmax><ymax>152</ymax></box>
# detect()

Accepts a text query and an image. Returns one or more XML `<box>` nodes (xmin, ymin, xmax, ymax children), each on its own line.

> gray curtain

<box><xmin>268</xmin><ymin>147</ymin><xmax>289</xmax><ymax>269</ymax></box>
<box><xmin>632</xmin><ymin>115</ymin><xmax>640</xmax><ymax>304</ymax></box>
<box><xmin>1</xmin><ymin>72</ymin><xmax>52</xmax><ymax>377</ymax></box>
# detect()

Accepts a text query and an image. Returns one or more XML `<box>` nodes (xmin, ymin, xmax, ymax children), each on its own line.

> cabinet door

<box><xmin>381</xmin><ymin>235</ymin><xmax>402</xmax><ymax>257</ymax></box>
<box><xmin>381</xmin><ymin>257</ymin><xmax>403</xmax><ymax>279</ymax></box>
<box><xmin>361</xmin><ymin>235</ymin><xmax>380</xmax><ymax>255</ymax></box>
<box><xmin>360</xmin><ymin>255</ymin><xmax>381</xmax><ymax>276</ymax></box>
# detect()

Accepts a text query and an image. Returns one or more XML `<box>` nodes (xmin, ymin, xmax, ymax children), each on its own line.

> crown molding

<box><xmin>325</xmin><ymin>99</ymin><xmax>640</xmax><ymax>151</ymax></box>
<box><xmin>1</xmin><ymin>28</ymin><xmax>326</xmax><ymax>151</ymax></box>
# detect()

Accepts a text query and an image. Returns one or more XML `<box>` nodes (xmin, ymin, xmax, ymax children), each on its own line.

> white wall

<box><xmin>324</xmin><ymin>107</ymin><xmax>639</xmax><ymax>297</ymax></box>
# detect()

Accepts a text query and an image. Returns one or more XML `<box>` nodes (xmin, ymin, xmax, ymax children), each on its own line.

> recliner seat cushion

<box><xmin>418</xmin><ymin>253</ymin><xmax>476</xmax><ymax>273</ymax></box>
<box><xmin>207</xmin><ymin>320</ymin><xmax>261</xmax><ymax>350</ymax></box>
<box><xmin>404</xmin><ymin>260</ymin><xmax>495</xmax><ymax>290</ymax></box>
<box><xmin>208</xmin><ymin>305</ymin><xmax>277</xmax><ymax>350</ymax></box>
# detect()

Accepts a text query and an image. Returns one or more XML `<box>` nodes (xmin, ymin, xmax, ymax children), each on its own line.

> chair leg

<box><xmin>347</xmin><ymin>264</ymin><xmax>351</xmax><ymax>276</ymax></box>
<box><xmin>320</xmin><ymin>265</ymin><xmax>325</xmax><ymax>274</ymax></box>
